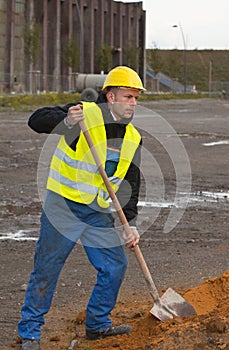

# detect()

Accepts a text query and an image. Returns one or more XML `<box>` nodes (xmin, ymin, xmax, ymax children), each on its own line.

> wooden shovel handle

<box><xmin>79</xmin><ymin>119</ymin><xmax>160</xmax><ymax>302</ymax></box>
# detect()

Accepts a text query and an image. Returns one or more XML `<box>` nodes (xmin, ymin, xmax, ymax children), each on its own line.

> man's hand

<box><xmin>123</xmin><ymin>226</ymin><xmax>140</xmax><ymax>251</ymax></box>
<box><xmin>65</xmin><ymin>104</ymin><xmax>84</xmax><ymax>128</ymax></box>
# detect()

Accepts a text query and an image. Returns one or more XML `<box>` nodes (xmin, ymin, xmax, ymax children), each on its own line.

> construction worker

<box><xmin>18</xmin><ymin>66</ymin><xmax>146</xmax><ymax>350</ymax></box>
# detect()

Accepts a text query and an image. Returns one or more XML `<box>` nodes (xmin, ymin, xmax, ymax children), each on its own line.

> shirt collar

<box><xmin>110</xmin><ymin>111</ymin><xmax>117</xmax><ymax>121</ymax></box>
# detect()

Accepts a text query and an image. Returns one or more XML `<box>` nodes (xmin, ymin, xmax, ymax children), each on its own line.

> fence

<box><xmin>0</xmin><ymin>71</ymin><xmax>78</xmax><ymax>94</ymax></box>
<box><xmin>210</xmin><ymin>81</ymin><xmax>229</xmax><ymax>96</ymax></box>
<box><xmin>2</xmin><ymin>72</ymin><xmax>229</xmax><ymax>97</ymax></box>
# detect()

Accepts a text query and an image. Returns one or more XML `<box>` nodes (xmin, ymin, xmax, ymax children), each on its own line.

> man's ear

<box><xmin>106</xmin><ymin>91</ymin><xmax>114</xmax><ymax>103</ymax></box>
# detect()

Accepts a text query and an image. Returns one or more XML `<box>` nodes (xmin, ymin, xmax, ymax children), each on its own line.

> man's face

<box><xmin>108</xmin><ymin>88</ymin><xmax>139</xmax><ymax>121</ymax></box>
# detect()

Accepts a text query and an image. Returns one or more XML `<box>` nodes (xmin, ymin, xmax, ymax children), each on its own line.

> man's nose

<box><xmin>129</xmin><ymin>97</ymin><xmax>137</xmax><ymax>105</ymax></box>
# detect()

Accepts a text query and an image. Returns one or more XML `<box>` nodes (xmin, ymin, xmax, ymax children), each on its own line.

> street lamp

<box><xmin>75</xmin><ymin>0</ymin><xmax>84</xmax><ymax>72</ymax></box>
<box><xmin>172</xmin><ymin>23</ymin><xmax>187</xmax><ymax>93</ymax></box>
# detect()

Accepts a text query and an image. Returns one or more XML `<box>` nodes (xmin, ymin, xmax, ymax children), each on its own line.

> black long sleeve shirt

<box><xmin>28</xmin><ymin>94</ymin><xmax>141</xmax><ymax>225</ymax></box>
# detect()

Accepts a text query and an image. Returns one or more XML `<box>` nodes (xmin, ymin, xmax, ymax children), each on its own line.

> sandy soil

<box><xmin>0</xmin><ymin>98</ymin><xmax>228</xmax><ymax>349</ymax></box>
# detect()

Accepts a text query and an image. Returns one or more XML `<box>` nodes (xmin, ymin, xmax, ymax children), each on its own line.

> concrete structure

<box><xmin>0</xmin><ymin>0</ymin><xmax>26</xmax><ymax>92</ymax></box>
<box><xmin>0</xmin><ymin>0</ymin><xmax>146</xmax><ymax>93</ymax></box>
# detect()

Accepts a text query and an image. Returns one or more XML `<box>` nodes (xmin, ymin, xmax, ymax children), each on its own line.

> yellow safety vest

<box><xmin>47</xmin><ymin>102</ymin><xmax>141</xmax><ymax>208</ymax></box>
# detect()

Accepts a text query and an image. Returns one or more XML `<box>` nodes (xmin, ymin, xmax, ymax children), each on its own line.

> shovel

<box><xmin>79</xmin><ymin>119</ymin><xmax>196</xmax><ymax>322</ymax></box>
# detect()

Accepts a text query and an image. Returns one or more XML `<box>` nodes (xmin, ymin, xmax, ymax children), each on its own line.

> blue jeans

<box><xmin>18</xmin><ymin>191</ymin><xmax>128</xmax><ymax>340</ymax></box>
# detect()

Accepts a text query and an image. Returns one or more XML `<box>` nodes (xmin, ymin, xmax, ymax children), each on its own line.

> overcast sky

<box><xmin>117</xmin><ymin>0</ymin><xmax>229</xmax><ymax>50</ymax></box>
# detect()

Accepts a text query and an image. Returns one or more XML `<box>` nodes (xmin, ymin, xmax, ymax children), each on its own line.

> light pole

<box><xmin>75</xmin><ymin>0</ymin><xmax>84</xmax><ymax>72</ymax></box>
<box><xmin>173</xmin><ymin>23</ymin><xmax>187</xmax><ymax>93</ymax></box>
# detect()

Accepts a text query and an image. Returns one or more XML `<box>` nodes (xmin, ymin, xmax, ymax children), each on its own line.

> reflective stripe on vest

<box><xmin>47</xmin><ymin>101</ymin><xmax>141</xmax><ymax>207</ymax></box>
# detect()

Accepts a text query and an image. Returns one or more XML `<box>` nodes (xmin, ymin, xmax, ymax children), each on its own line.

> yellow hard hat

<box><xmin>102</xmin><ymin>66</ymin><xmax>146</xmax><ymax>92</ymax></box>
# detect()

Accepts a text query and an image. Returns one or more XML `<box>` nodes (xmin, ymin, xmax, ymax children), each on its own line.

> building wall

<box><xmin>0</xmin><ymin>0</ymin><xmax>7</xmax><ymax>84</ymax></box>
<box><xmin>0</xmin><ymin>0</ymin><xmax>146</xmax><ymax>92</ymax></box>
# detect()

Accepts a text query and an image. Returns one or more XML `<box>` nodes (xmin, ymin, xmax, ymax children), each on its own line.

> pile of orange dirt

<box><xmin>71</xmin><ymin>270</ymin><xmax>229</xmax><ymax>350</ymax></box>
<box><xmin>14</xmin><ymin>270</ymin><xmax>229</xmax><ymax>350</ymax></box>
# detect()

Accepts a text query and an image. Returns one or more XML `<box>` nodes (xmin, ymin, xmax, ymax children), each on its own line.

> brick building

<box><xmin>0</xmin><ymin>0</ymin><xmax>146</xmax><ymax>93</ymax></box>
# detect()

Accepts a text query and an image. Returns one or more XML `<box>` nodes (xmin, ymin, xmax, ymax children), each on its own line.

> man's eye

<box><xmin>128</xmin><ymin>96</ymin><xmax>138</xmax><ymax>100</ymax></box>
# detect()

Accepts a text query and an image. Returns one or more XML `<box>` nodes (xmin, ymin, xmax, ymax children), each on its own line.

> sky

<box><xmin>117</xmin><ymin>0</ymin><xmax>229</xmax><ymax>50</ymax></box>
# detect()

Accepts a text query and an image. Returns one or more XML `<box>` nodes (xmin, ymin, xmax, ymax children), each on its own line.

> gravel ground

<box><xmin>0</xmin><ymin>98</ymin><xmax>228</xmax><ymax>349</ymax></box>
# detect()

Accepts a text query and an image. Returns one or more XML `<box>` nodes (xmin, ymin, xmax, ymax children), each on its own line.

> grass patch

<box><xmin>0</xmin><ymin>92</ymin><xmax>213</xmax><ymax>112</ymax></box>
<box><xmin>0</xmin><ymin>93</ymin><xmax>81</xmax><ymax>111</ymax></box>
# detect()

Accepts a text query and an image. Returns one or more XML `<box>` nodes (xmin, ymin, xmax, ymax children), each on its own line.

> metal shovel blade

<box><xmin>150</xmin><ymin>287</ymin><xmax>196</xmax><ymax>322</ymax></box>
